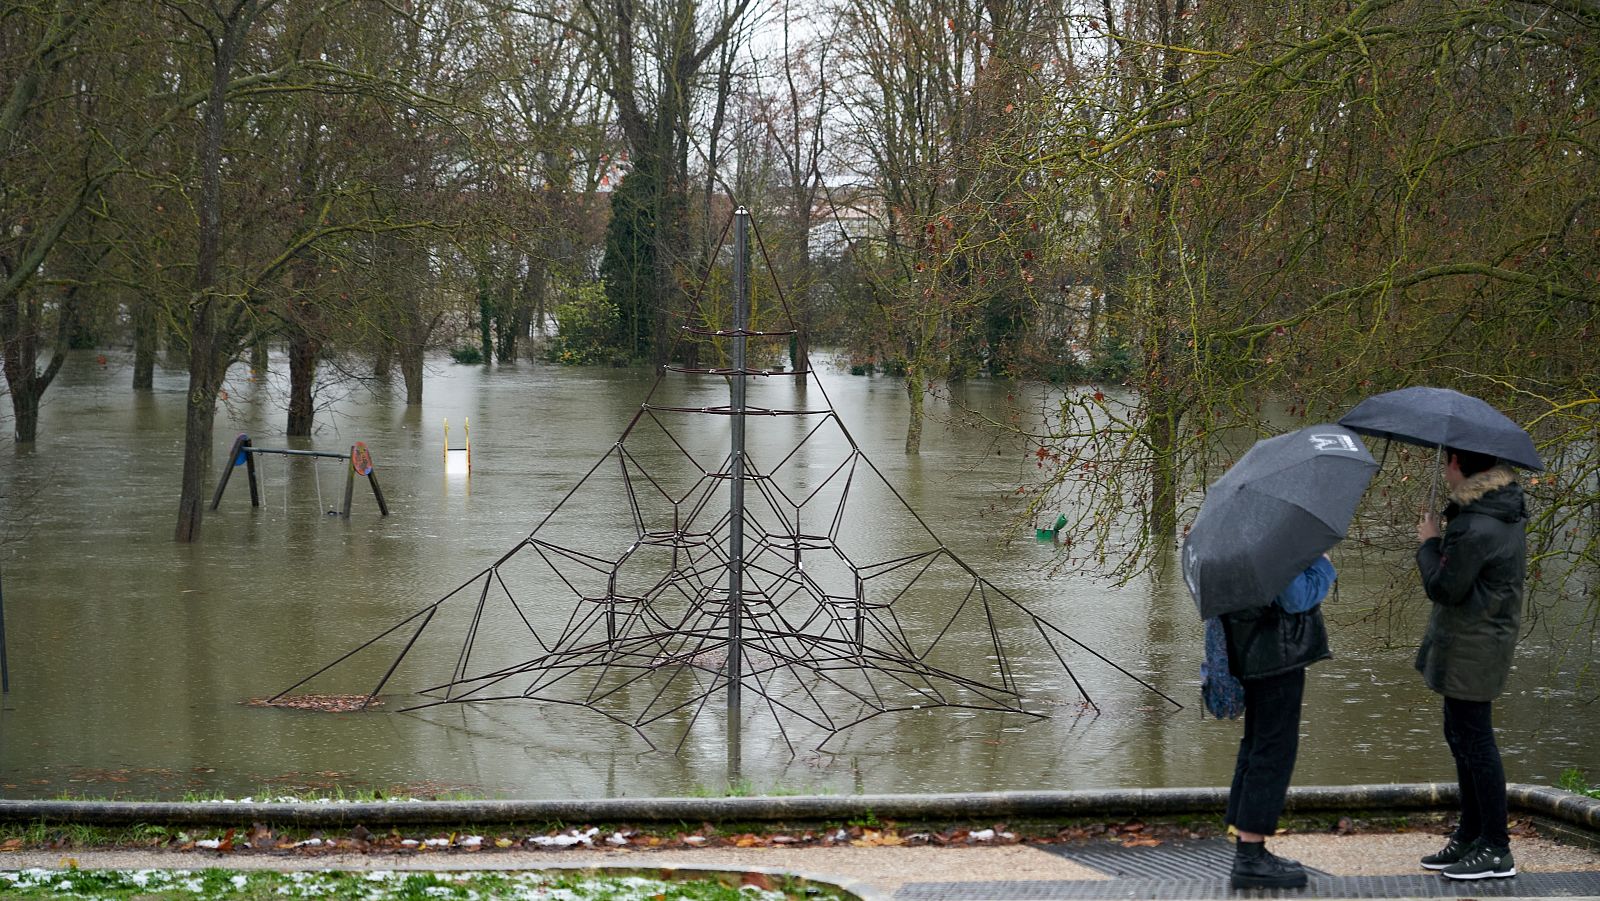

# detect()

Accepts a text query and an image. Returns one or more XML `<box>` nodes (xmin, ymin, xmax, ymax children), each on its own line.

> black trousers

<box><xmin>1443</xmin><ymin>696</ymin><xmax>1509</xmax><ymax>848</ymax></box>
<box><xmin>1226</xmin><ymin>668</ymin><xmax>1306</xmax><ymax>835</ymax></box>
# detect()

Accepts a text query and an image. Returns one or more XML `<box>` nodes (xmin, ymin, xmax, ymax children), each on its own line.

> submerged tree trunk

<box><xmin>477</xmin><ymin>269</ymin><xmax>493</xmax><ymax>365</ymax></box>
<box><xmin>3</xmin><ymin>290</ymin><xmax>71</xmax><ymax>444</ymax></box>
<box><xmin>175</xmin><ymin>329</ymin><xmax>225</xmax><ymax>543</ymax></box>
<box><xmin>400</xmin><ymin>344</ymin><xmax>424</xmax><ymax>405</ymax></box>
<box><xmin>529</xmin><ymin>255</ymin><xmax>548</xmax><ymax>334</ymax></box>
<box><xmin>374</xmin><ymin>340</ymin><xmax>393</xmax><ymax>381</ymax></box>
<box><xmin>9</xmin><ymin>391</ymin><xmax>40</xmax><ymax>444</ymax></box>
<box><xmin>1141</xmin><ymin>0</ymin><xmax>1188</xmax><ymax>542</ymax></box>
<box><xmin>286</xmin><ymin>329</ymin><xmax>319</xmax><ymax>436</ymax></box>
<box><xmin>250</xmin><ymin>337</ymin><xmax>269</xmax><ymax>378</ymax></box>
<box><xmin>174</xmin><ymin>1</ymin><xmax>255</xmax><ymax>543</ymax></box>
<box><xmin>904</xmin><ymin>362</ymin><xmax>925</xmax><ymax>455</ymax></box>
<box><xmin>132</xmin><ymin>298</ymin><xmax>157</xmax><ymax>391</ymax></box>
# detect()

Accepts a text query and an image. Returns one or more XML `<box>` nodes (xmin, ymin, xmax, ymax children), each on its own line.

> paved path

<box><xmin>4</xmin><ymin>831</ymin><xmax>1599</xmax><ymax>899</ymax></box>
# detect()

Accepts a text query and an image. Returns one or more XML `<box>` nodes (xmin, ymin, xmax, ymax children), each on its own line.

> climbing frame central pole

<box><xmin>727</xmin><ymin>206</ymin><xmax>750</xmax><ymax>727</ymax></box>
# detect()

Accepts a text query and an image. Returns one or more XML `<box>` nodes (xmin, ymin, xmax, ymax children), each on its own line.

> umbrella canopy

<box><xmin>1337</xmin><ymin>386</ymin><xmax>1543</xmax><ymax>471</ymax></box>
<box><xmin>1182</xmin><ymin>424</ymin><xmax>1377</xmax><ymax>620</ymax></box>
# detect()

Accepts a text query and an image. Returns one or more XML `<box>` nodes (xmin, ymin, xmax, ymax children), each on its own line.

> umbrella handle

<box><xmin>1427</xmin><ymin>444</ymin><xmax>1443</xmax><ymax>512</ymax></box>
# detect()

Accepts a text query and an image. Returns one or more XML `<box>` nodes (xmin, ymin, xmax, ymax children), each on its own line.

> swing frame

<box><xmin>211</xmin><ymin>434</ymin><xmax>389</xmax><ymax>517</ymax></box>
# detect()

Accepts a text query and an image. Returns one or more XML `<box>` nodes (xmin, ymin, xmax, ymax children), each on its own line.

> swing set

<box><xmin>210</xmin><ymin>433</ymin><xmax>389</xmax><ymax>517</ymax></box>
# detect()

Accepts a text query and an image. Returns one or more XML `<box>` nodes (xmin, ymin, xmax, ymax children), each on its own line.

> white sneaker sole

<box><xmin>1419</xmin><ymin>862</ymin><xmax>1451</xmax><ymax>871</ymax></box>
<box><xmin>1442</xmin><ymin>866</ymin><xmax>1516</xmax><ymax>880</ymax></box>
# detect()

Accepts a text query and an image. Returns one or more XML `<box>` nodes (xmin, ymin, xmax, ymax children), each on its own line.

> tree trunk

<box><xmin>175</xmin><ymin>5</ymin><xmax>249</xmax><ymax>543</ymax></box>
<box><xmin>1145</xmin><ymin>398</ymin><xmax>1179</xmax><ymax>537</ymax></box>
<box><xmin>175</xmin><ymin>335</ymin><xmax>224</xmax><ymax>543</ymax></box>
<box><xmin>9</xmin><ymin>390</ymin><xmax>40</xmax><ymax>444</ymax></box>
<box><xmin>2</xmin><ymin>296</ymin><xmax>41</xmax><ymax>443</ymax></box>
<box><xmin>791</xmin><ymin>220</ymin><xmax>812</xmax><ymax>374</ymax></box>
<box><xmin>904</xmin><ymin>363</ymin><xmax>924</xmax><ymax>455</ymax></box>
<box><xmin>1141</xmin><ymin>0</ymin><xmax>1188</xmax><ymax>542</ymax></box>
<box><xmin>494</xmin><ymin>277</ymin><xmax>524</xmax><ymax>364</ymax></box>
<box><xmin>400</xmin><ymin>344</ymin><xmax>424</xmax><ymax>405</ymax></box>
<box><xmin>374</xmin><ymin>340</ymin><xmax>393</xmax><ymax>381</ymax></box>
<box><xmin>132</xmin><ymin>298</ymin><xmax>156</xmax><ymax>391</ymax></box>
<box><xmin>286</xmin><ymin>329</ymin><xmax>318</xmax><ymax>436</ymax></box>
<box><xmin>250</xmin><ymin>337</ymin><xmax>269</xmax><ymax>377</ymax></box>
<box><xmin>3</xmin><ymin>289</ymin><xmax>71</xmax><ymax>443</ymax></box>
<box><xmin>477</xmin><ymin>269</ymin><xmax>494</xmax><ymax>365</ymax></box>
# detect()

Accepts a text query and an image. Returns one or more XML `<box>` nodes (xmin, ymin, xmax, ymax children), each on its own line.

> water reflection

<box><xmin>0</xmin><ymin>351</ymin><xmax>1594</xmax><ymax>800</ymax></box>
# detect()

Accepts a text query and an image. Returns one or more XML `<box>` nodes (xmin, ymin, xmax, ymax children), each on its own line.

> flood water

<box><xmin>0</xmin><ymin>350</ymin><xmax>1595</xmax><ymax>800</ymax></box>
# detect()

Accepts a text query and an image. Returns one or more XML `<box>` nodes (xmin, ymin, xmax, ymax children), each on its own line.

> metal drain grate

<box><xmin>1038</xmin><ymin>839</ymin><xmax>1328</xmax><ymax>880</ymax></box>
<box><xmin>894</xmin><ymin>871</ymin><xmax>1600</xmax><ymax>900</ymax></box>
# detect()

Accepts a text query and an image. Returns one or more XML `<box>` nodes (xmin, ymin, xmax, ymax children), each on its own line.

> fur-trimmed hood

<box><xmin>1446</xmin><ymin>464</ymin><xmax>1525</xmax><ymax>522</ymax></box>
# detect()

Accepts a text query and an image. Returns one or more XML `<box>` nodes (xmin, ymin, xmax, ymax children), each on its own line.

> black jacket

<box><xmin>1222</xmin><ymin>603</ymin><xmax>1331</xmax><ymax>681</ymax></box>
<box><xmin>1415</xmin><ymin>465</ymin><xmax>1527</xmax><ymax>702</ymax></box>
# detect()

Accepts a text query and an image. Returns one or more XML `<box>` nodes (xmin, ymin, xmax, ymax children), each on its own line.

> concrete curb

<box><xmin>1509</xmin><ymin>783</ymin><xmax>1600</xmax><ymax>831</ymax></box>
<box><xmin>0</xmin><ymin>784</ymin><xmax>1594</xmax><ymax>834</ymax></box>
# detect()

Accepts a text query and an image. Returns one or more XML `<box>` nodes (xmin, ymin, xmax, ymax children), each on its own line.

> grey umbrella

<box><xmin>1337</xmin><ymin>386</ymin><xmax>1543</xmax><ymax>471</ymax></box>
<box><xmin>1182</xmin><ymin>424</ymin><xmax>1377</xmax><ymax>620</ymax></box>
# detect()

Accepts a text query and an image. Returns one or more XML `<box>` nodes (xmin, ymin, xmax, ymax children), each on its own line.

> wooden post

<box><xmin>342</xmin><ymin>445</ymin><xmax>357</xmax><ymax>517</ymax></box>
<box><xmin>368</xmin><ymin>470</ymin><xmax>389</xmax><ymax>516</ymax></box>
<box><xmin>211</xmin><ymin>433</ymin><xmax>251</xmax><ymax>510</ymax></box>
<box><xmin>244</xmin><ymin>437</ymin><xmax>259</xmax><ymax>507</ymax></box>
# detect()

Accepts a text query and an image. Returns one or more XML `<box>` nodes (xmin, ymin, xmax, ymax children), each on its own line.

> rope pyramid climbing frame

<box><xmin>272</xmin><ymin>208</ymin><xmax>1180</xmax><ymax>752</ymax></box>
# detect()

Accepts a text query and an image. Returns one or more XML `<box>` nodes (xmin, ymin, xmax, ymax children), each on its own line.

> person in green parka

<box><xmin>1415</xmin><ymin>447</ymin><xmax>1527</xmax><ymax>881</ymax></box>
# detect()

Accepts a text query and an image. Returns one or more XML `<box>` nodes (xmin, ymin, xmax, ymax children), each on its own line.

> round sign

<box><xmin>350</xmin><ymin>442</ymin><xmax>374</xmax><ymax>476</ymax></box>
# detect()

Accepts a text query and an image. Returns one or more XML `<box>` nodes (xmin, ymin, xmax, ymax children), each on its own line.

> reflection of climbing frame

<box><xmin>444</xmin><ymin>418</ymin><xmax>471</xmax><ymax>474</ymax></box>
<box><xmin>212</xmin><ymin>434</ymin><xmax>389</xmax><ymax>517</ymax></box>
<box><xmin>275</xmin><ymin>208</ymin><xmax>1178</xmax><ymax>752</ymax></box>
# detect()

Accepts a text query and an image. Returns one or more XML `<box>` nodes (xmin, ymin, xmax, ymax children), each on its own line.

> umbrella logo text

<box><xmin>1183</xmin><ymin>543</ymin><xmax>1200</xmax><ymax>596</ymax></box>
<box><xmin>1309</xmin><ymin>433</ymin><xmax>1360</xmax><ymax>453</ymax></box>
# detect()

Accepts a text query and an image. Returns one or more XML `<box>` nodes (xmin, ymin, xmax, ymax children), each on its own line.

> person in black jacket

<box><xmin>1415</xmin><ymin>448</ymin><xmax>1527</xmax><ymax>881</ymax></box>
<box><xmin>1220</xmin><ymin>554</ymin><xmax>1335</xmax><ymax>889</ymax></box>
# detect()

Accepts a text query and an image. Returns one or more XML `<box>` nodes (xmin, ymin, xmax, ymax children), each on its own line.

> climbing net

<box><xmin>272</xmin><ymin>214</ymin><xmax>1179</xmax><ymax>751</ymax></box>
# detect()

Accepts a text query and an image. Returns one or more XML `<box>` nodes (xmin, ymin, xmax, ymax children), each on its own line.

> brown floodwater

<box><xmin>0</xmin><ymin>350</ymin><xmax>1594</xmax><ymax>800</ymax></box>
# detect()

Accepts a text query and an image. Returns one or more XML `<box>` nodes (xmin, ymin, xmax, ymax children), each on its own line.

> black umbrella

<box><xmin>1182</xmin><ymin>424</ymin><xmax>1377</xmax><ymax>620</ymax></box>
<box><xmin>1337</xmin><ymin>386</ymin><xmax>1543</xmax><ymax>471</ymax></box>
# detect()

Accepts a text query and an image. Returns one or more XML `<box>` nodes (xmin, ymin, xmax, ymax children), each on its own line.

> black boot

<box><xmin>1231</xmin><ymin>840</ymin><xmax>1308</xmax><ymax>890</ymax></box>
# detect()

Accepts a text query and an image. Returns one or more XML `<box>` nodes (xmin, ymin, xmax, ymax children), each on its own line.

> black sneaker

<box><xmin>1420</xmin><ymin>836</ymin><xmax>1475</xmax><ymax>870</ymax></box>
<box><xmin>1441</xmin><ymin>844</ymin><xmax>1515</xmax><ymax>880</ymax></box>
<box><xmin>1231</xmin><ymin>842</ymin><xmax>1309</xmax><ymax>890</ymax></box>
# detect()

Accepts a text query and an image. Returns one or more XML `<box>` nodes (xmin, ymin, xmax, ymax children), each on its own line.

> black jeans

<box><xmin>1226</xmin><ymin>668</ymin><xmax>1306</xmax><ymax>835</ymax></box>
<box><xmin>1443</xmin><ymin>696</ymin><xmax>1509</xmax><ymax>848</ymax></box>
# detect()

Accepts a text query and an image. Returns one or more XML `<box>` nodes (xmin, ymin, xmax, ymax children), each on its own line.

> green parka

<box><xmin>1414</xmin><ymin>465</ymin><xmax>1527</xmax><ymax>702</ymax></box>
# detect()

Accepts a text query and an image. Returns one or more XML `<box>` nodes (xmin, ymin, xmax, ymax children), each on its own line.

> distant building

<box><xmin>808</xmin><ymin>186</ymin><xmax>881</xmax><ymax>260</ymax></box>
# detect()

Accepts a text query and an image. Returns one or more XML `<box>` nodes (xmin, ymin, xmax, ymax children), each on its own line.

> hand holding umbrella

<box><xmin>1418</xmin><ymin>511</ymin><xmax>1442</xmax><ymax>542</ymax></box>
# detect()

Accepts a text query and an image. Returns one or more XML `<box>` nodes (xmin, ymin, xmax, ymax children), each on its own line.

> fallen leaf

<box><xmin>249</xmin><ymin>823</ymin><xmax>274</xmax><ymax>847</ymax></box>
